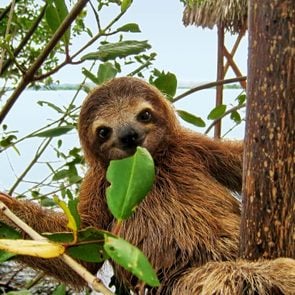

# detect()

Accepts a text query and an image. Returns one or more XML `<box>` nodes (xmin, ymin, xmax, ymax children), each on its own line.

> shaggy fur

<box><xmin>171</xmin><ymin>258</ymin><xmax>295</xmax><ymax>295</ymax></box>
<box><xmin>1</xmin><ymin>77</ymin><xmax>293</xmax><ymax>294</ymax></box>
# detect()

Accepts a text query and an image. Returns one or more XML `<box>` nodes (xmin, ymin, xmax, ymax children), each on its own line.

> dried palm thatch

<box><xmin>172</xmin><ymin>258</ymin><xmax>295</xmax><ymax>295</ymax></box>
<box><xmin>183</xmin><ymin>0</ymin><xmax>248</xmax><ymax>33</ymax></box>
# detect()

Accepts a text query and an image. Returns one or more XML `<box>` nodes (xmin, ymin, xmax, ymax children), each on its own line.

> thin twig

<box><xmin>204</xmin><ymin>103</ymin><xmax>246</xmax><ymax>135</ymax></box>
<box><xmin>127</xmin><ymin>56</ymin><xmax>155</xmax><ymax>77</ymax></box>
<box><xmin>172</xmin><ymin>76</ymin><xmax>247</xmax><ymax>103</ymax></box>
<box><xmin>0</xmin><ymin>0</ymin><xmax>89</xmax><ymax>124</ymax></box>
<box><xmin>34</xmin><ymin>6</ymin><xmax>128</xmax><ymax>82</ymax></box>
<box><xmin>89</xmin><ymin>0</ymin><xmax>102</xmax><ymax>31</ymax></box>
<box><xmin>0</xmin><ymin>0</ymin><xmax>16</xmax><ymax>74</ymax></box>
<box><xmin>222</xmin><ymin>119</ymin><xmax>245</xmax><ymax>138</ymax></box>
<box><xmin>0</xmin><ymin>4</ymin><xmax>48</xmax><ymax>76</ymax></box>
<box><xmin>8</xmin><ymin>138</ymin><xmax>51</xmax><ymax>195</ymax></box>
<box><xmin>8</xmin><ymin>62</ymin><xmax>94</xmax><ymax>194</ymax></box>
<box><xmin>25</xmin><ymin>271</ymin><xmax>45</xmax><ymax>290</ymax></box>
<box><xmin>0</xmin><ymin>105</ymin><xmax>80</xmax><ymax>154</ymax></box>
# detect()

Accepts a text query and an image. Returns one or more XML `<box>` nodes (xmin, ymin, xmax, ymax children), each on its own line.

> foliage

<box><xmin>0</xmin><ymin>147</ymin><xmax>159</xmax><ymax>291</ymax></box>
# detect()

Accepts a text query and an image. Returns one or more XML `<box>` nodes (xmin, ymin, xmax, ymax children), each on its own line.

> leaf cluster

<box><xmin>0</xmin><ymin>147</ymin><xmax>159</xmax><ymax>292</ymax></box>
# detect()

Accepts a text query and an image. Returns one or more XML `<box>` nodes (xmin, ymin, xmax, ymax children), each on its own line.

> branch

<box><xmin>8</xmin><ymin>138</ymin><xmax>52</xmax><ymax>195</ymax></box>
<box><xmin>127</xmin><ymin>56</ymin><xmax>155</xmax><ymax>77</ymax></box>
<box><xmin>204</xmin><ymin>103</ymin><xmax>246</xmax><ymax>135</ymax></box>
<box><xmin>0</xmin><ymin>0</ymin><xmax>20</xmax><ymax>22</ymax></box>
<box><xmin>0</xmin><ymin>196</ymin><xmax>114</xmax><ymax>295</ymax></box>
<box><xmin>0</xmin><ymin>0</ymin><xmax>89</xmax><ymax>124</ymax></box>
<box><xmin>172</xmin><ymin>76</ymin><xmax>247</xmax><ymax>103</ymax></box>
<box><xmin>0</xmin><ymin>4</ymin><xmax>48</xmax><ymax>76</ymax></box>
<box><xmin>7</xmin><ymin>62</ymin><xmax>94</xmax><ymax>194</ymax></box>
<box><xmin>0</xmin><ymin>106</ymin><xmax>79</xmax><ymax>154</ymax></box>
<box><xmin>34</xmin><ymin>7</ymin><xmax>129</xmax><ymax>82</ymax></box>
<box><xmin>89</xmin><ymin>0</ymin><xmax>102</xmax><ymax>31</ymax></box>
<box><xmin>0</xmin><ymin>0</ymin><xmax>16</xmax><ymax>74</ymax></box>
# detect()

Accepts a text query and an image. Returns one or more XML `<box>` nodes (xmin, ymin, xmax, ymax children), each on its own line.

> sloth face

<box><xmin>79</xmin><ymin>77</ymin><xmax>177</xmax><ymax>165</ymax></box>
<box><xmin>90</xmin><ymin>97</ymin><xmax>166</xmax><ymax>162</ymax></box>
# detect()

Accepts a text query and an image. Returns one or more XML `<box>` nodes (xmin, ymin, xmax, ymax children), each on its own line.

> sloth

<box><xmin>0</xmin><ymin>77</ymin><xmax>244</xmax><ymax>294</ymax></box>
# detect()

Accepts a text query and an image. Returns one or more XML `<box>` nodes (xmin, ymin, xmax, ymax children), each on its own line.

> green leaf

<box><xmin>37</xmin><ymin>101</ymin><xmax>63</xmax><ymax>113</ymax></box>
<box><xmin>52</xmin><ymin>284</ymin><xmax>66</xmax><ymax>295</ymax></box>
<box><xmin>104</xmin><ymin>235</ymin><xmax>160</xmax><ymax>287</ymax></box>
<box><xmin>54</xmin><ymin>196</ymin><xmax>78</xmax><ymax>234</ymax></box>
<box><xmin>44</xmin><ymin>232</ymin><xmax>74</xmax><ymax>243</ymax></box>
<box><xmin>44</xmin><ymin>227</ymin><xmax>107</xmax><ymax>243</ymax></box>
<box><xmin>68</xmin><ymin>198</ymin><xmax>81</xmax><ymax>230</ymax></box>
<box><xmin>106</xmin><ymin>147</ymin><xmax>155</xmax><ymax>220</ymax></box>
<box><xmin>0</xmin><ymin>250</ymin><xmax>16</xmax><ymax>263</ymax></box>
<box><xmin>45</xmin><ymin>2</ymin><xmax>59</xmax><ymax>31</ymax></box>
<box><xmin>32</xmin><ymin>125</ymin><xmax>74</xmax><ymax>138</ymax></box>
<box><xmin>121</xmin><ymin>0</ymin><xmax>132</xmax><ymax>12</ymax></box>
<box><xmin>236</xmin><ymin>93</ymin><xmax>247</xmax><ymax>105</ymax></box>
<box><xmin>0</xmin><ymin>223</ymin><xmax>21</xmax><ymax>262</ymax></box>
<box><xmin>40</xmin><ymin>197</ymin><xmax>56</xmax><ymax>207</ymax></box>
<box><xmin>152</xmin><ymin>72</ymin><xmax>177</xmax><ymax>99</ymax></box>
<box><xmin>67</xmin><ymin>243</ymin><xmax>108</xmax><ymax>263</ymax></box>
<box><xmin>230</xmin><ymin>110</ymin><xmax>242</xmax><ymax>123</ymax></box>
<box><xmin>177</xmin><ymin>110</ymin><xmax>206</xmax><ymax>127</ymax></box>
<box><xmin>207</xmin><ymin>104</ymin><xmax>227</xmax><ymax>120</ymax></box>
<box><xmin>117</xmin><ymin>23</ymin><xmax>140</xmax><ymax>33</ymax></box>
<box><xmin>0</xmin><ymin>222</ymin><xmax>21</xmax><ymax>239</ymax></box>
<box><xmin>45</xmin><ymin>0</ymin><xmax>70</xmax><ymax>45</ymax></box>
<box><xmin>0</xmin><ymin>134</ymin><xmax>17</xmax><ymax>148</ymax></box>
<box><xmin>52</xmin><ymin>169</ymin><xmax>69</xmax><ymax>181</ymax></box>
<box><xmin>81</xmin><ymin>40</ymin><xmax>151</xmax><ymax>62</ymax></box>
<box><xmin>97</xmin><ymin>62</ymin><xmax>118</xmax><ymax>84</ymax></box>
<box><xmin>82</xmin><ymin>68</ymin><xmax>99</xmax><ymax>84</ymax></box>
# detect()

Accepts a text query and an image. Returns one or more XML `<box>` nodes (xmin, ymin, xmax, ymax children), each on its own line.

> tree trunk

<box><xmin>240</xmin><ymin>0</ymin><xmax>295</xmax><ymax>260</ymax></box>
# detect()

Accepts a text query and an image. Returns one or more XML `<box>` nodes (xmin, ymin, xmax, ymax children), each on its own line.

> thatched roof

<box><xmin>182</xmin><ymin>0</ymin><xmax>248</xmax><ymax>33</ymax></box>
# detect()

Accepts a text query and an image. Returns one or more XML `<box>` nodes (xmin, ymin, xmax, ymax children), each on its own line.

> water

<box><xmin>0</xmin><ymin>88</ymin><xmax>245</xmax><ymax>193</ymax></box>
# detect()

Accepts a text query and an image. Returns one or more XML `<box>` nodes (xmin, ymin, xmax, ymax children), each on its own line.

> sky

<box><xmin>51</xmin><ymin>0</ymin><xmax>248</xmax><ymax>84</ymax></box>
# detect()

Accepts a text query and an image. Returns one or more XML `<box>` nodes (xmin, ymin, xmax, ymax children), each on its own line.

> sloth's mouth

<box><xmin>108</xmin><ymin>145</ymin><xmax>140</xmax><ymax>161</ymax></box>
<box><xmin>108</xmin><ymin>137</ymin><xmax>148</xmax><ymax>161</ymax></box>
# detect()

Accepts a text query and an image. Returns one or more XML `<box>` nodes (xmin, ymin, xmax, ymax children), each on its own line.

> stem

<box><xmin>172</xmin><ymin>76</ymin><xmax>247</xmax><ymax>103</ymax></box>
<box><xmin>127</xmin><ymin>57</ymin><xmax>154</xmax><ymax>77</ymax></box>
<box><xmin>0</xmin><ymin>0</ymin><xmax>16</xmax><ymax>74</ymax></box>
<box><xmin>8</xmin><ymin>138</ymin><xmax>52</xmax><ymax>195</ymax></box>
<box><xmin>25</xmin><ymin>272</ymin><xmax>45</xmax><ymax>290</ymax></box>
<box><xmin>61</xmin><ymin>255</ymin><xmax>114</xmax><ymax>295</ymax></box>
<box><xmin>222</xmin><ymin>120</ymin><xmax>245</xmax><ymax>138</ymax></box>
<box><xmin>204</xmin><ymin>103</ymin><xmax>246</xmax><ymax>135</ymax></box>
<box><xmin>0</xmin><ymin>4</ymin><xmax>48</xmax><ymax>76</ymax></box>
<box><xmin>34</xmin><ymin>6</ymin><xmax>128</xmax><ymax>82</ymax></box>
<box><xmin>0</xmin><ymin>0</ymin><xmax>89</xmax><ymax>124</ymax></box>
<box><xmin>0</xmin><ymin>200</ymin><xmax>45</xmax><ymax>240</ymax></box>
<box><xmin>112</xmin><ymin>220</ymin><xmax>122</xmax><ymax>236</ymax></box>
<box><xmin>0</xmin><ymin>105</ymin><xmax>80</xmax><ymax>154</ymax></box>
<box><xmin>89</xmin><ymin>0</ymin><xmax>102</xmax><ymax>31</ymax></box>
<box><xmin>7</xmin><ymin>62</ymin><xmax>95</xmax><ymax>194</ymax></box>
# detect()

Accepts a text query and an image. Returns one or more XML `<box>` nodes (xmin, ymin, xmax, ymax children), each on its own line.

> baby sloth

<box><xmin>0</xmin><ymin>77</ymin><xmax>243</xmax><ymax>294</ymax></box>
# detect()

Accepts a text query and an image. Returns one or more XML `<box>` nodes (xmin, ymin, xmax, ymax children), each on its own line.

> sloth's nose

<box><xmin>119</xmin><ymin>127</ymin><xmax>143</xmax><ymax>149</ymax></box>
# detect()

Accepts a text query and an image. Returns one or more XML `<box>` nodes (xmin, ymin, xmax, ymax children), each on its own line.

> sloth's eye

<box><xmin>137</xmin><ymin>109</ymin><xmax>152</xmax><ymax>123</ymax></box>
<box><xmin>96</xmin><ymin>127</ymin><xmax>111</xmax><ymax>141</ymax></box>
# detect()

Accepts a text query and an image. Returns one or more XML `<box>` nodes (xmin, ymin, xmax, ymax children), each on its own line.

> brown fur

<box><xmin>77</xmin><ymin>77</ymin><xmax>242</xmax><ymax>292</ymax></box>
<box><xmin>171</xmin><ymin>258</ymin><xmax>295</xmax><ymax>295</ymax></box>
<box><xmin>2</xmin><ymin>77</ymin><xmax>291</xmax><ymax>294</ymax></box>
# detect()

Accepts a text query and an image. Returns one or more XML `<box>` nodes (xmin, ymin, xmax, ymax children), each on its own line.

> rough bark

<box><xmin>240</xmin><ymin>0</ymin><xmax>295</xmax><ymax>259</ymax></box>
